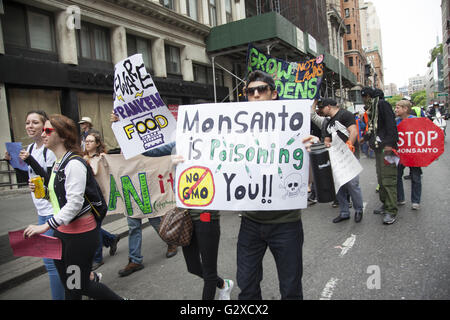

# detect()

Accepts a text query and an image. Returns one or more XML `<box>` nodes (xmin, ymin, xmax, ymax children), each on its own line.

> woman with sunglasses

<box><xmin>83</xmin><ymin>132</ymin><xmax>120</xmax><ymax>271</ymax></box>
<box><xmin>4</xmin><ymin>110</ymin><xmax>65</xmax><ymax>300</ymax></box>
<box><xmin>24</xmin><ymin>114</ymin><xmax>124</xmax><ymax>300</ymax></box>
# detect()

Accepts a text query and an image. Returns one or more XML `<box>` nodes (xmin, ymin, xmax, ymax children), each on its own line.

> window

<box><xmin>349</xmin><ymin>57</ymin><xmax>354</xmax><ymax>66</ymax></box>
<box><xmin>225</xmin><ymin>0</ymin><xmax>233</xmax><ymax>23</ymax></box>
<box><xmin>344</xmin><ymin>8</ymin><xmax>349</xmax><ymax>18</ymax></box>
<box><xmin>186</xmin><ymin>0</ymin><xmax>198</xmax><ymax>20</ymax></box>
<box><xmin>2</xmin><ymin>2</ymin><xmax>55</xmax><ymax>52</ymax></box>
<box><xmin>160</xmin><ymin>0</ymin><xmax>174</xmax><ymax>9</ymax></box>
<box><xmin>347</xmin><ymin>40</ymin><xmax>352</xmax><ymax>50</ymax></box>
<box><xmin>345</xmin><ymin>24</ymin><xmax>351</xmax><ymax>34</ymax></box>
<box><xmin>165</xmin><ymin>45</ymin><xmax>181</xmax><ymax>75</ymax></box>
<box><xmin>193</xmin><ymin>64</ymin><xmax>224</xmax><ymax>86</ymax></box>
<box><xmin>127</xmin><ymin>35</ymin><xmax>153</xmax><ymax>70</ymax></box>
<box><xmin>77</xmin><ymin>22</ymin><xmax>111</xmax><ymax>62</ymax></box>
<box><xmin>209</xmin><ymin>0</ymin><xmax>217</xmax><ymax>26</ymax></box>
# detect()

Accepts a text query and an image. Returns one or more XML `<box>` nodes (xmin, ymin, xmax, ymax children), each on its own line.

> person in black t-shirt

<box><xmin>318</xmin><ymin>99</ymin><xmax>364</xmax><ymax>223</ymax></box>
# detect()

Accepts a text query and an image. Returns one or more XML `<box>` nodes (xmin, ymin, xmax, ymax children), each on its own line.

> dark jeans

<box><xmin>182</xmin><ymin>219</ymin><xmax>224</xmax><ymax>300</ymax></box>
<box><xmin>237</xmin><ymin>217</ymin><xmax>303</xmax><ymax>300</ymax></box>
<box><xmin>54</xmin><ymin>228</ymin><xmax>122</xmax><ymax>300</ymax></box>
<box><xmin>93</xmin><ymin>227</ymin><xmax>117</xmax><ymax>263</ymax></box>
<box><xmin>397</xmin><ymin>165</ymin><xmax>422</xmax><ymax>204</ymax></box>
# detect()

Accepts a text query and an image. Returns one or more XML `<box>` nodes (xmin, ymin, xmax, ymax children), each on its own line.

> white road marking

<box><xmin>320</xmin><ymin>277</ymin><xmax>339</xmax><ymax>300</ymax></box>
<box><xmin>334</xmin><ymin>234</ymin><xmax>356</xmax><ymax>257</ymax></box>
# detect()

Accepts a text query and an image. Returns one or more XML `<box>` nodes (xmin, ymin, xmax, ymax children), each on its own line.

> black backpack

<box><xmin>56</xmin><ymin>153</ymin><xmax>107</xmax><ymax>223</ymax></box>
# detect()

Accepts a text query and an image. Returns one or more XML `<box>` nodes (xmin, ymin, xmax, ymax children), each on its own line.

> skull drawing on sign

<box><xmin>280</xmin><ymin>173</ymin><xmax>306</xmax><ymax>199</ymax></box>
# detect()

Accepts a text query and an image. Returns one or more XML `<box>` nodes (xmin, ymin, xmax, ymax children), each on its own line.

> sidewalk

<box><xmin>0</xmin><ymin>189</ymin><xmax>150</xmax><ymax>294</ymax></box>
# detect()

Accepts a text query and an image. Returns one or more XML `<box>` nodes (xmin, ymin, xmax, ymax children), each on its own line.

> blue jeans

<box><xmin>38</xmin><ymin>215</ymin><xmax>65</xmax><ymax>300</ymax></box>
<box><xmin>237</xmin><ymin>217</ymin><xmax>303</xmax><ymax>300</ymax></box>
<box><xmin>127</xmin><ymin>216</ymin><xmax>162</xmax><ymax>264</ymax></box>
<box><xmin>336</xmin><ymin>175</ymin><xmax>364</xmax><ymax>218</ymax></box>
<box><xmin>397</xmin><ymin>165</ymin><xmax>422</xmax><ymax>204</ymax></box>
<box><xmin>93</xmin><ymin>227</ymin><xmax>118</xmax><ymax>263</ymax></box>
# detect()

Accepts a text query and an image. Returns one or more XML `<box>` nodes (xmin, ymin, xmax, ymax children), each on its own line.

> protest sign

<box><xmin>328</xmin><ymin>133</ymin><xmax>363</xmax><ymax>192</ymax></box>
<box><xmin>246</xmin><ymin>44</ymin><xmax>324</xmax><ymax>100</ymax></box>
<box><xmin>397</xmin><ymin>118</ymin><xmax>444</xmax><ymax>167</ymax></box>
<box><xmin>112</xmin><ymin>54</ymin><xmax>177</xmax><ymax>159</ymax></box>
<box><xmin>9</xmin><ymin>230</ymin><xmax>62</xmax><ymax>260</ymax></box>
<box><xmin>89</xmin><ymin>154</ymin><xmax>175</xmax><ymax>219</ymax></box>
<box><xmin>5</xmin><ymin>142</ymin><xmax>28</xmax><ymax>171</ymax></box>
<box><xmin>175</xmin><ymin>99</ymin><xmax>311</xmax><ymax>211</ymax></box>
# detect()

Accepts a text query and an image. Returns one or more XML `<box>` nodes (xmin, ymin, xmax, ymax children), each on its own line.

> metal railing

<box><xmin>0</xmin><ymin>159</ymin><xmax>28</xmax><ymax>189</ymax></box>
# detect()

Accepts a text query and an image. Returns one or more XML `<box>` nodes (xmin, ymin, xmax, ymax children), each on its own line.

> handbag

<box><xmin>159</xmin><ymin>208</ymin><xmax>193</xmax><ymax>247</ymax></box>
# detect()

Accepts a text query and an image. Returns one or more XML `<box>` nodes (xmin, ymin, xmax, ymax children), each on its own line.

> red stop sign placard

<box><xmin>397</xmin><ymin>118</ymin><xmax>444</xmax><ymax>167</ymax></box>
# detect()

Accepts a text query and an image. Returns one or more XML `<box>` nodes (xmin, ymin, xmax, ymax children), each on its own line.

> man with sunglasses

<box><xmin>236</xmin><ymin>70</ymin><xmax>303</xmax><ymax>300</ymax></box>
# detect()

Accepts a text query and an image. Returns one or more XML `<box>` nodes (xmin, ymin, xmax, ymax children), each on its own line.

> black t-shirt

<box><xmin>325</xmin><ymin>109</ymin><xmax>360</xmax><ymax>158</ymax></box>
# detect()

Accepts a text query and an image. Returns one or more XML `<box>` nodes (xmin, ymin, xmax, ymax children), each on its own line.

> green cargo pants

<box><xmin>375</xmin><ymin>148</ymin><xmax>398</xmax><ymax>215</ymax></box>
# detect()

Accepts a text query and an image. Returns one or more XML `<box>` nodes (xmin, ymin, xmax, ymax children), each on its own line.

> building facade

<box><xmin>341</xmin><ymin>0</ymin><xmax>366</xmax><ymax>85</ymax></box>
<box><xmin>0</xmin><ymin>0</ymin><xmax>240</xmax><ymax>154</ymax></box>
<box><xmin>384</xmin><ymin>83</ymin><xmax>398</xmax><ymax>97</ymax></box>
<box><xmin>441</xmin><ymin>0</ymin><xmax>449</xmax><ymax>106</ymax></box>
<box><xmin>408</xmin><ymin>74</ymin><xmax>426</xmax><ymax>96</ymax></box>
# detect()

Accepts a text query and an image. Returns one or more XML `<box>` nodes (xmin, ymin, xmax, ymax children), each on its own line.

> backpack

<box><xmin>56</xmin><ymin>153</ymin><xmax>107</xmax><ymax>223</ymax></box>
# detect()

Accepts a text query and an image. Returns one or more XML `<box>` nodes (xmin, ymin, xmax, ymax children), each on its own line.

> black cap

<box><xmin>319</xmin><ymin>98</ymin><xmax>337</xmax><ymax>108</ymax></box>
<box><xmin>361</xmin><ymin>87</ymin><xmax>375</xmax><ymax>97</ymax></box>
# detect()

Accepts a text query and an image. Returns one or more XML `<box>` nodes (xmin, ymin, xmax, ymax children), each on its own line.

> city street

<box><xmin>1</xmin><ymin>140</ymin><xmax>449</xmax><ymax>301</ymax></box>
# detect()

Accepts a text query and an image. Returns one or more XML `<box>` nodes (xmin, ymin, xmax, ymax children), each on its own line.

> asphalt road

<box><xmin>1</xmin><ymin>144</ymin><xmax>449</xmax><ymax>300</ymax></box>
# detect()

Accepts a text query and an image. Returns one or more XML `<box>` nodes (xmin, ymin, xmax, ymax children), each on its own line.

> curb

<box><xmin>0</xmin><ymin>218</ymin><xmax>152</xmax><ymax>294</ymax></box>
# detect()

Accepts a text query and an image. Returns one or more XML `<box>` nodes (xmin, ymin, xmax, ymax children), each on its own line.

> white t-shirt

<box><xmin>27</xmin><ymin>143</ymin><xmax>56</xmax><ymax>216</ymax></box>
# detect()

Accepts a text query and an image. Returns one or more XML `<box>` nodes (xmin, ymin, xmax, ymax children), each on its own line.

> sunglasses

<box><xmin>42</xmin><ymin>127</ymin><xmax>56</xmax><ymax>135</ymax></box>
<box><xmin>246</xmin><ymin>85</ymin><xmax>270</xmax><ymax>96</ymax></box>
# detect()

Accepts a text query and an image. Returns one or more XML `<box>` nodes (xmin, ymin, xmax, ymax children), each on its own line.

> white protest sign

<box><xmin>175</xmin><ymin>99</ymin><xmax>311</xmax><ymax>211</ymax></box>
<box><xmin>328</xmin><ymin>133</ymin><xmax>363</xmax><ymax>192</ymax></box>
<box><xmin>112</xmin><ymin>54</ymin><xmax>176</xmax><ymax>159</ymax></box>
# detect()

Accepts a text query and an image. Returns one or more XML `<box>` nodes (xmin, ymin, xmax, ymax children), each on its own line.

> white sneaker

<box><xmin>218</xmin><ymin>279</ymin><xmax>234</xmax><ymax>300</ymax></box>
<box><xmin>412</xmin><ymin>203</ymin><xmax>420</xmax><ymax>210</ymax></box>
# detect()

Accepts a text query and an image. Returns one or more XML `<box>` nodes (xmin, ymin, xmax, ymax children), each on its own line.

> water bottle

<box><xmin>310</xmin><ymin>142</ymin><xmax>336</xmax><ymax>203</ymax></box>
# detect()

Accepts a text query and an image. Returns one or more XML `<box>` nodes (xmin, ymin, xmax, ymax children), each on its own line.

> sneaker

<box><xmin>218</xmin><ymin>279</ymin><xmax>234</xmax><ymax>300</ymax></box>
<box><xmin>109</xmin><ymin>235</ymin><xmax>120</xmax><ymax>256</ymax></box>
<box><xmin>331</xmin><ymin>200</ymin><xmax>339</xmax><ymax>208</ymax></box>
<box><xmin>93</xmin><ymin>272</ymin><xmax>102</xmax><ymax>283</ymax></box>
<box><xmin>383</xmin><ymin>213</ymin><xmax>396</xmax><ymax>225</ymax></box>
<box><xmin>308</xmin><ymin>194</ymin><xmax>317</xmax><ymax>205</ymax></box>
<box><xmin>397</xmin><ymin>200</ymin><xmax>406</xmax><ymax>206</ymax></box>
<box><xmin>118</xmin><ymin>260</ymin><xmax>144</xmax><ymax>277</ymax></box>
<box><xmin>373</xmin><ymin>205</ymin><xmax>385</xmax><ymax>215</ymax></box>
<box><xmin>412</xmin><ymin>203</ymin><xmax>420</xmax><ymax>210</ymax></box>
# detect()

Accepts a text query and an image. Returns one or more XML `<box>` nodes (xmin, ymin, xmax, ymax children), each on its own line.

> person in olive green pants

<box><xmin>374</xmin><ymin>149</ymin><xmax>398</xmax><ymax>221</ymax></box>
<box><xmin>361</xmin><ymin>87</ymin><xmax>399</xmax><ymax>225</ymax></box>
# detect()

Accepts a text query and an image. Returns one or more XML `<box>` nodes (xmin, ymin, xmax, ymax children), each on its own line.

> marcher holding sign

<box><xmin>395</xmin><ymin>100</ymin><xmax>444</xmax><ymax>210</ymax></box>
<box><xmin>394</xmin><ymin>100</ymin><xmax>422</xmax><ymax>210</ymax></box>
<box><xmin>320</xmin><ymin>99</ymin><xmax>364</xmax><ymax>224</ymax></box>
<box><xmin>111</xmin><ymin>54</ymin><xmax>177</xmax><ymax>159</ymax></box>
<box><xmin>177</xmin><ymin>70</ymin><xmax>304</xmax><ymax>300</ymax></box>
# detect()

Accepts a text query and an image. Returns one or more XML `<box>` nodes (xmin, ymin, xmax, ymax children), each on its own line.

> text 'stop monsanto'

<box><xmin>112</xmin><ymin>54</ymin><xmax>177</xmax><ymax>159</ymax></box>
<box><xmin>246</xmin><ymin>44</ymin><xmax>324</xmax><ymax>100</ymax></box>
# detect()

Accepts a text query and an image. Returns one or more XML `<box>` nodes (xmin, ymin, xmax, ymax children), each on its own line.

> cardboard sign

<box><xmin>89</xmin><ymin>154</ymin><xmax>176</xmax><ymax>219</ymax></box>
<box><xmin>175</xmin><ymin>99</ymin><xmax>311</xmax><ymax>211</ymax></box>
<box><xmin>397</xmin><ymin>118</ymin><xmax>444</xmax><ymax>167</ymax></box>
<box><xmin>246</xmin><ymin>44</ymin><xmax>323</xmax><ymax>100</ymax></box>
<box><xmin>112</xmin><ymin>54</ymin><xmax>177</xmax><ymax>159</ymax></box>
